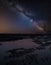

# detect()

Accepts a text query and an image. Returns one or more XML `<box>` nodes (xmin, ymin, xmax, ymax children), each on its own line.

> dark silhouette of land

<box><xmin>0</xmin><ymin>34</ymin><xmax>51</xmax><ymax>42</ymax></box>
<box><xmin>4</xmin><ymin>48</ymin><xmax>51</xmax><ymax>65</ymax></box>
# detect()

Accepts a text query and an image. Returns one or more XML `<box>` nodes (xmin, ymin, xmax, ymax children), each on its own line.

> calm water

<box><xmin>0</xmin><ymin>37</ymin><xmax>51</xmax><ymax>65</ymax></box>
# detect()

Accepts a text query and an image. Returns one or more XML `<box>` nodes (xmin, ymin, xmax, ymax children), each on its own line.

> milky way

<box><xmin>0</xmin><ymin>0</ymin><xmax>51</xmax><ymax>33</ymax></box>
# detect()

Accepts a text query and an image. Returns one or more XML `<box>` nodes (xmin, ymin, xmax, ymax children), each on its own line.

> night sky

<box><xmin>0</xmin><ymin>0</ymin><xmax>51</xmax><ymax>33</ymax></box>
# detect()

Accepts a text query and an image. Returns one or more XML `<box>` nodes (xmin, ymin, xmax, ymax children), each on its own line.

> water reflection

<box><xmin>0</xmin><ymin>35</ymin><xmax>51</xmax><ymax>65</ymax></box>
